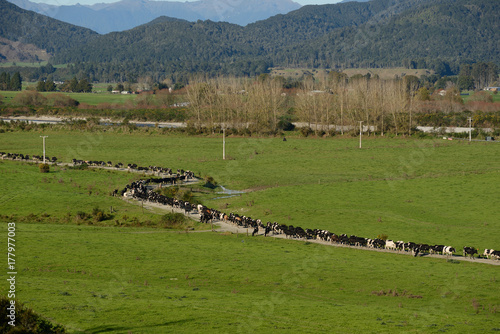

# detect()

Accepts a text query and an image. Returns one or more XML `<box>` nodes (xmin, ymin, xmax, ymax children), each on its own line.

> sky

<box><xmin>30</xmin><ymin>0</ymin><xmax>343</xmax><ymax>6</ymax></box>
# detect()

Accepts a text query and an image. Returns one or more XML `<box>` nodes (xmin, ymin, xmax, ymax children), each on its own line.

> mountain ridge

<box><xmin>0</xmin><ymin>0</ymin><xmax>98</xmax><ymax>54</ymax></box>
<box><xmin>7</xmin><ymin>0</ymin><xmax>302</xmax><ymax>34</ymax></box>
<box><xmin>1</xmin><ymin>0</ymin><xmax>498</xmax><ymax>81</ymax></box>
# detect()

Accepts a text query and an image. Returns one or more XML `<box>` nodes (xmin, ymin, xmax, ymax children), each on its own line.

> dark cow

<box><xmin>463</xmin><ymin>246</ymin><xmax>478</xmax><ymax>259</ymax></box>
<box><xmin>430</xmin><ymin>245</ymin><xmax>444</xmax><ymax>255</ymax></box>
<box><xmin>264</xmin><ymin>225</ymin><xmax>271</xmax><ymax>237</ymax></box>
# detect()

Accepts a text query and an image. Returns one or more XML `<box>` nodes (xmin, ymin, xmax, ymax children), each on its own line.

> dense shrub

<box><xmin>158</xmin><ymin>212</ymin><xmax>187</xmax><ymax>228</ymax></box>
<box><xmin>299</xmin><ymin>127</ymin><xmax>313</xmax><ymax>137</ymax></box>
<box><xmin>0</xmin><ymin>296</ymin><xmax>66</xmax><ymax>333</ymax></box>
<box><xmin>277</xmin><ymin>115</ymin><xmax>295</xmax><ymax>131</ymax></box>
<box><xmin>92</xmin><ymin>207</ymin><xmax>107</xmax><ymax>222</ymax></box>
<box><xmin>47</xmin><ymin>93</ymin><xmax>79</xmax><ymax>107</ymax></box>
<box><xmin>203</xmin><ymin>176</ymin><xmax>217</xmax><ymax>189</ymax></box>
<box><xmin>12</xmin><ymin>91</ymin><xmax>47</xmax><ymax>106</ymax></box>
<box><xmin>75</xmin><ymin>211</ymin><xmax>90</xmax><ymax>221</ymax></box>
<box><xmin>468</xmin><ymin>91</ymin><xmax>493</xmax><ymax>103</ymax></box>
<box><xmin>39</xmin><ymin>163</ymin><xmax>50</xmax><ymax>173</ymax></box>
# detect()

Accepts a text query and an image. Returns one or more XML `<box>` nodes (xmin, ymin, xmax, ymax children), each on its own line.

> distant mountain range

<box><xmin>7</xmin><ymin>0</ymin><xmax>302</xmax><ymax>34</ymax></box>
<box><xmin>0</xmin><ymin>0</ymin><xmax>498</xmax><ymax>81</ymax></box>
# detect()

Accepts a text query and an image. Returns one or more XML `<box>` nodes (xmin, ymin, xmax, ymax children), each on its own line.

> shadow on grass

<box><xmin>77</xmin><ymin>326</ymin><xmax>129</xmax><ymax>333</ymax></box>
<box><xmin>85</xmin><ymin>319</ymin><xmax>196</xmax><ymax>333</ymax></box>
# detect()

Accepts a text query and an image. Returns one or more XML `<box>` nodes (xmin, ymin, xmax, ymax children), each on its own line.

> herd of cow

<box><xmin>72</xmin><ymin>158</ymin><xmax>195</xmax><ymax>178</ymax></box>
<box><xmin>2</xmin><ymin>151</ymin><xmax>498</xmax><ymax>261</ymax></box>
<box><xmin>120</xmin><ymin>176</ymin><xmax>500</xmax><ymax>261</ymax></box>
<box><xmin>1</xmin><ymin>152</ymin><xmax>57</xmax><ymax>163</ymax></box>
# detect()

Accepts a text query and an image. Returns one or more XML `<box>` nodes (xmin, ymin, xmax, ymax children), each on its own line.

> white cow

<box><xmin>385</xmin><ymin>240</ymin><xmax>397</xmax><ymax>251</ymax></box>
<box><xmin>443</xmin><ymin>246</ymin><xmax>455</xmax><ymax>257</ymax></box>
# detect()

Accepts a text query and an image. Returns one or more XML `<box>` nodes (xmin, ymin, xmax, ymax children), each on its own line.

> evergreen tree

<box><xmin>10</xmin><ymin>72</ymin><xmax>22</xmax><ymax>91</ymax></box>
<box><xmin>457</xmin><ymin>75</ymin><xmax>475</xmax><ymax>91</ymax></box>
<box><xmin>0</xmin><ymin>72</ymin><xmax>10</xmax><ymax>90</ymax></box>
<box><xmin>69</xmin><ymin>77</ymin><xmax>79</xmax><ymax>92</ymax></box>
<box><xmin>77</xmin><ymin>79</ymin><xmax>92</xmax><ymax>93</ymax></box>
<box><xmin>45</xmin><ymin>80</ymin><xmax>57</xmax><ymax>92</ymax></box>
<box><xmin>36</xmin><ymin>80</ymin><xmax>46</xmax><ymax>92</ymax></box>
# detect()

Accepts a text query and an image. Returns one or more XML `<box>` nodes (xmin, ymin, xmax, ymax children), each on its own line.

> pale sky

<box><xmin>30</xmin><ymin>0</ymin><xmax>344</xmax><ymax>6</ymax></box>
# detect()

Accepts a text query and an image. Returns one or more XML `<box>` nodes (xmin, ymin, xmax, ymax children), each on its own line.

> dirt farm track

<box><xmin>129</xmin><ymin>195</ymin><xmax>500</xmax><ymax>267</ymax></box>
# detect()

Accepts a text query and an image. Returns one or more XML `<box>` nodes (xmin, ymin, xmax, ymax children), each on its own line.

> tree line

<box><xmin>183</xmin><ymin>72</ymin><xmax>499</xmax><ymax>136</ymax></box>
<box><xmin>35</xmin><ymin>77</ymin><xmax>92</xmax><ymax>93</ymax></box>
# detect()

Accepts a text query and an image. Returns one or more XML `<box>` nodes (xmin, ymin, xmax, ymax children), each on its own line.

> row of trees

<box><xmin>0</xmin><ymin>72</ymin><xmax>22</xmax><ymax>91</ymax></box>
<box><xmin>35</xmin><ymin>77</ymin><xmax>93</xmax><ymax>93</ymax></box>
<box><xmin>458</xmin><ymin>62</ymin><xmax>499</xmax><ymax>90</ymax></box>
<box><xmin>182</xmin><ymin>68</ymin><xmax>500</xmax><ymax>136</ymax></box>
<box><xmin>183</xmin><ymin>74</ymin><xmax>434</xmax><ymax>136</ymax></box>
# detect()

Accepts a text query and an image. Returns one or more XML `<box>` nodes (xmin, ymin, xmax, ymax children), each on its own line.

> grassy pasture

<box><xmin>61</xmin><ymin>92</ymin><xmax>137</xmax><ymax>106</ymax></box>
<box><xmin>0</xmin><ymin>223</ymin><xmax>499</xmax><ymax>333</ymax></box>
<box><xmin>0</xmin><ymin>129</ymin><xmax>499</xmax><ymax>332</ymax></box>
<box><xmin>0</xmin><ymin>160</ymin><xmax>140</xmax><ymax>219</ymax></box>
<box><xmin>0</xmin><ymin>61</ymin><xmax>50</xmax><ymax>68</ymax></box>
<box><xmin>0</xmin><ymin>129</ymin><xmax>499</xmax><ymax>247</ymax></box>
<box><xmin>0</xmin><ymin>90</ymin><xmax>137</xmax><ymax>106</ymax></box>
<box><xmin>460</xmin><ymin>90</ymin><xmax>500</xmax><ymax>103</ymax></box>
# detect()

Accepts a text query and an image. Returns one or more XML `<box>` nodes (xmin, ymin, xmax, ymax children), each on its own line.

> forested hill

<box><xmin>2</xmin><ymin>0</ymin><xmax>498</xmax><ymax>81</ymax></box>
<box><xmin>52</xmin><ymin>0</ymin><xmax>438</xmax><ymax>72</ymax></box>
<box><xmin>0</xmin><ymin>0</ymin><xmax>98</xmax><ymax>54</ymax></box>
<box><xmin>283</xmin><ymin>0</ymin><xmax>500</xmax><ymax>69</ymax></box>
<box><xmin>52</xmin><ymin>0</ymin><xmax>499</xmax><ymax>79</ymax></box>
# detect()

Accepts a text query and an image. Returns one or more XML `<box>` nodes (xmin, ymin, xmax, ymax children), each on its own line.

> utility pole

<box><xmin>222</xmin><ymin>127</ymin><xmax>226</xmax><ymax>160</ymax></box>
<box><xmin>40</xmin><ymin>136</ymin><xmax>48</xmax><ymax>163</ymax></box>
<box><xmin>359</xmin><ymin>121</ymin><xmax>363</xmax><ymax>149</ymax></box>
<box><xmin>468</xmin><ymin>117</ymin><xmax>472</xmax><ymax>142</ymax></box>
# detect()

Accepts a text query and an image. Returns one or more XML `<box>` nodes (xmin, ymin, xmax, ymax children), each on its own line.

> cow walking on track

<box><xmin>463</xmin><ymin>246</ymin><xmax>478</xmax><ymax>259</ymax></box>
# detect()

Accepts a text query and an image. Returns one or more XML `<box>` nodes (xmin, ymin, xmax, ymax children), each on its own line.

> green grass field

<box><xmin>0</xmin><ymin>90</ymin><xmax>137</xmax><ymax>106</ymax></box>
<box><xmin>460</xmin><ymin>90</ymin><xmax>500</xmax><ymax>103</ymax></box>
<box><xmin>0</xmin><ymin>129</ymin><xmax>499</xmax><ymax>332</ymax></box>
<box><xmin>2</xmin><ymin>223</ymin><xmax>499</xmax><ymax>333</ymax></box>
<box><xmin>1</xmin><ymin>129</ymin><xmax>499</xmax><ymax>247</ymax></box>
<box><xmin>0</xmin><ymin>61</ymin><xmax>50</xmax><ymax>68</ymax></box>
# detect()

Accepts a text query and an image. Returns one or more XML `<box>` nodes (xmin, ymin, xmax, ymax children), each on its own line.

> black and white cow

<box><xmin>483</xmin><ymin>249</ymin><xmax>494</xmax><ymax>258</ymax></box>
<box><xmin>484</xmin><ymin>249</ymin><xmax>500</xmax><ymax>260</ymax></box>
<box><xmin>443</xmin><ymin>246</ymin><xmax>455</xmax><ymax>257</ymax></box>
<box><xmin>430</xmin><ymin>245</ymin><xmax>444</xmax><ymax>255</ymax></box>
